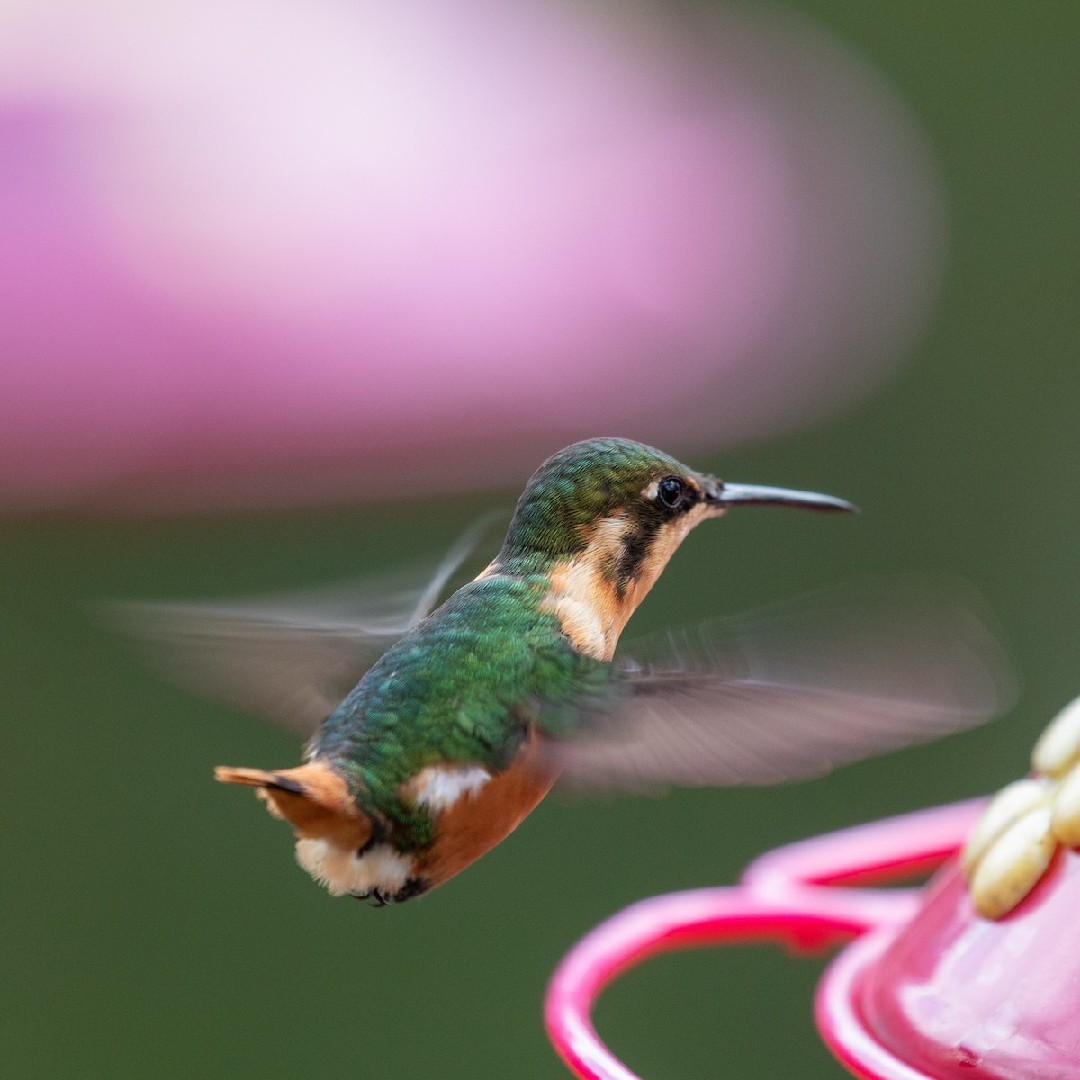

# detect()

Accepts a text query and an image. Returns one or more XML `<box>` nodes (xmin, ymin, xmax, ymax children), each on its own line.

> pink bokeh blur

<box><xmin>0</xmin><ymin>0</ymin><xmax>943</xmax><ymax>511</ymax></box>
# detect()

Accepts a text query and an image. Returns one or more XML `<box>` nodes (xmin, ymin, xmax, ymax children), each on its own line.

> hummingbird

<box><xmin>122</xmin><ymin>438</ymin><xmax>1006</xmax><ymax>905</ymax></box>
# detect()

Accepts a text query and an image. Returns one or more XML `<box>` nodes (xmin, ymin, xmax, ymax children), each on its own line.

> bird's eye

<box><xmin>657</xmin><ymin>475</ymin><xmax>685</xmax><ymax>510</ymax></box>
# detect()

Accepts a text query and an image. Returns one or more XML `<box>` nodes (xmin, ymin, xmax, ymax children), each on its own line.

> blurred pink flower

<box><xmin>0</xmin><ymin>0</ymin><xmax>942</xmax><ymax>510</ymax></box>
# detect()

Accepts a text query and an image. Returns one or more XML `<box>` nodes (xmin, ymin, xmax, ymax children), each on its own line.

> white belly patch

<box><xmin>411</xmin><ymin>765</ymin><xmax>492</xmax><ymax>812</ymax></box>
<box><xmin>295</xmin><ymin>838</ymin><xmax>414</xmax><ymax>898</ymax></box>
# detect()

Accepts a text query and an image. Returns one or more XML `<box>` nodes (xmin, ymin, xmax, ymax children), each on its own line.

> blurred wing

<box><xmin>109</xmin><ymin>513</ymin><xmax>502</xmax><ymax>736</ymax></box>
<box><xmin>549</xmin><ymin>581</ymin><xmax>1015</xmax><ymax>792</ymax></box>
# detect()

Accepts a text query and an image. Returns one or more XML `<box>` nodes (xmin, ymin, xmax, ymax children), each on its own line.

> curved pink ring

<box><xmin>815</xmin><ymin>925</ymin><xmax>932</xmax><ymax>1080</ymax></box>
<box><xmin>545</xmin><ymin>800</ymin><xmax>986</xmax><ymax>1080</ymax></box>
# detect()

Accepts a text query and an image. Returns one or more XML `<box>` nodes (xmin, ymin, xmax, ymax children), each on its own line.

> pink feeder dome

<box><xmin>825</xmin><ymin>850</ymin><xmax>1080</xmax><ymax>1080</ymax></box>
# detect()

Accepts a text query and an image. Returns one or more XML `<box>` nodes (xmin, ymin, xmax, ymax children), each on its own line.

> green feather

<box><xmin>314</xmin><ymin>572</ymin><xmax>613</xmax><ymax>848</ymax></box>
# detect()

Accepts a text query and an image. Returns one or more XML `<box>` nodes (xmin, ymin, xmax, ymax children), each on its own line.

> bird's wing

<box><xmin>545</xmin><ymin>582</ymin><xmax>1014</xmax><ymax>791</ymax></box>
<box><xmin>109</xmin><ymin>514</ymin><xmax>502</xmax><ymax>736</ymax></box>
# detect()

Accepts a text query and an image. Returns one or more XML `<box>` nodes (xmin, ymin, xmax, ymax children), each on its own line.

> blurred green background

<box><xmin>4</xmin><ymin>4</ymin><xmax>1078</xmax><ymax>1078</ymax></box>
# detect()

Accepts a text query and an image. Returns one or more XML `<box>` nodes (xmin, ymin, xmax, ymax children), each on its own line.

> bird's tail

<box><xmin>215</xmin><ymin>762</ymin><xmax>372</xmax><ymax>850</ymax></box>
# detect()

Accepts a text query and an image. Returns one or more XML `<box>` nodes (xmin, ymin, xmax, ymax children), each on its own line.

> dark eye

<box><xmin>657</xmin><ymin>475</ymin><xmax>685</xmax><ymax>510</ymax></box>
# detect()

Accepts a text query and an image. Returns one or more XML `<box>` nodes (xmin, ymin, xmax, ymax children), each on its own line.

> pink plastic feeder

<box><xmin>546</xmin><ymin>797</ymin><xmax>1080</xmax><ymax>1079</ymax></box>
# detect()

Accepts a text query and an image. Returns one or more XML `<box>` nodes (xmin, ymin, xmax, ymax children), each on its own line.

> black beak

<box><xmin>704</xmin><ymin>481</ymin><xmax>857</xmax><ymax>514</ymax></box>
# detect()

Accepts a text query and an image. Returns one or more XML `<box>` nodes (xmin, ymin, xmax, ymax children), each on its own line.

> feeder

<box><xmin>546</xmin><ymin>699</ymin><xmax>1080</xmax><ymax>1079</ymax></box>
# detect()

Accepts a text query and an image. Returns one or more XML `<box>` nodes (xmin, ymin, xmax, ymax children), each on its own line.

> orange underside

<box><xmin>415</xmin><ymin>748</ymin><xmax>557</xmax><ymax>888</ymax></box>
<box><xmin>216</xmin><ymin>739</ymin><xmax>557</xmax><ymax>892</ymax></box>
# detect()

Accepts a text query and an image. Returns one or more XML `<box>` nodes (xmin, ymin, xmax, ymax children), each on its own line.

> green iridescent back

<box><xmin>313</xmin><ymin>572</ymin><xmax>612</xmax><ymax>846</ymax></box>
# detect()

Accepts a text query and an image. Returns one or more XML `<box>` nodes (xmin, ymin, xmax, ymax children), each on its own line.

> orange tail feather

<box><xmin>214</xmin><ymin>761</ymin><xmax>372</xmax><ymax>850</ymax></box>
<box><xmin>214</xmin><ymin>766</ymin><xmax>290</xmax><ymax>789</ymax></box>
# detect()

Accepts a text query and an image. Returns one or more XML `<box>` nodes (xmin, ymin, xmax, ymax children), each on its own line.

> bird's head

<box><xmin>499</xmin><ymin>437</ymin><xmax>854</xmax><ymax>604</ymax></box>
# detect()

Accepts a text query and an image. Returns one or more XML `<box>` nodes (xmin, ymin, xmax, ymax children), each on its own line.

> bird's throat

<box><xmin>537</xmin><ymin>507</ymin><xmax>713</xmax><ymax>659</ymax></box>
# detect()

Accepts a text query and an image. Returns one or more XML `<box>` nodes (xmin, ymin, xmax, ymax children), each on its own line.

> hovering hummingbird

<box><xmin>123</xmin><ymin>438</ymin><xmax>1006</xmax><ymax>905</ymax></box>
